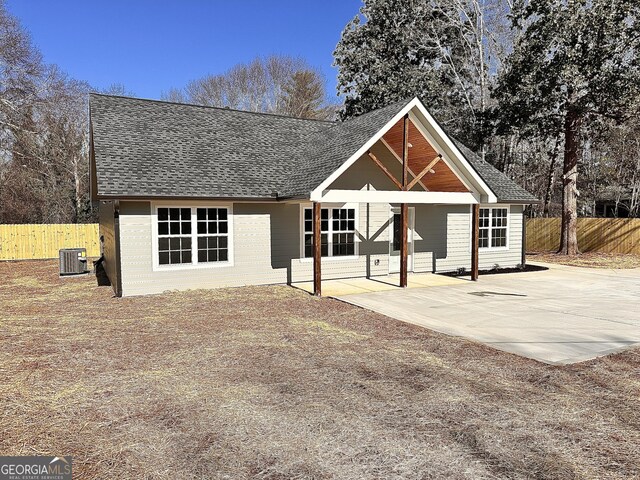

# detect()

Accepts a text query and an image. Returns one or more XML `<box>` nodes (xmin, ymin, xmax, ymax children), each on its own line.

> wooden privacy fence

<box><xmin>526</xmin><ymin>218</ymin><xmax>640</xmax><ymax>254</ymax></box>
<box><xmin>0</xmin><ymin>224</ymin><xmax>100</xmax><ymax>261</ymax></box>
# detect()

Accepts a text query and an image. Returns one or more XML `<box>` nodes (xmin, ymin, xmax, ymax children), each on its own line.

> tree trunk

<box><xmin>543</xmin><ymin>137</ymin><xmax>560</xmax><ymax>217</ymax></box>
<box><xmin>72</xmin><ymin>155</ymin><xmax>82</xmax><ymax>223</ymax></box>
<box><xmin>559</xmin><ymin>108</ymin><xmax>581</xmax><ymax>255</ymax></box>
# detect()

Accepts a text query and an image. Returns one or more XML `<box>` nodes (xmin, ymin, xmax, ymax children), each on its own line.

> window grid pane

<box><xmin>490</xmin><ymin>208</ymin><xmax>508</xmax><ymax>248</ymax></box>
<box><xmin>303</xmin><ymin>207</ymin><xmax>355</xmax><ymax>258</ymax></box>
<box><xmin>157</xmin><ymin>208</ymin><xmax>192</xmax><ymax>265</ymax></box>
<box><xmin>333</xmin><ymin>232</ymin><xmax>355</xmax><ymax>256</ymax></box>
<box><xmin>478</xmin><ymin>208</ymin><xmax>490</xmax><ymax>249</ymax></box>
<box><xmin>158</xmin><ymin>207</ymin><xmax>191</xmax><ymax>237</ymax></box>
<box><xmin>196</xmin><ymin>208</ymin><xmax>229</xmax><ymax>263</ymax></box>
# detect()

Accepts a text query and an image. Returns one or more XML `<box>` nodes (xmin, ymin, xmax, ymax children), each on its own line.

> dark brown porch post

<box><xmin>313</xmin><ymin>201</ymin><xmax>322</xmax><ymax>296</ymax></box>
<box><xmin>400</xmin><ymin>114</ymin><xmax>409</xmax><ymax>288</ymax></box>
<box><xmin>471</xmin><ymin>204</ymin><xmax>479</xmax><ymax>281</ymax></box>
<box><xmin>400</xmin><ymin>203</ymin><xmax>409</xmax><ymax>287</ymax></box>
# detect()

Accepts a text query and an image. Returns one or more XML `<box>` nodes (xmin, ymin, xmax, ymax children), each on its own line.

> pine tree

<box><xmin>334</xmin><ymin>0</ymin><xmax>456</xmax><ymax>120</ymax></box>
<box><xmin>495</xmin><ymin>0</ymin><xmax>640</xmax><ymax>254</ymax></box>
<box><xmin>333</xmin><ymin>0</ymin><xmax>509</xmax><ymax>150</ymax></box>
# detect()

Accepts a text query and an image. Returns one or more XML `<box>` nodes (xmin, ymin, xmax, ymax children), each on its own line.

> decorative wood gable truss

<box><xmin>378</xmin><ymin>116</ymin><xmax>468</xmax><ymax>193</ymax></box>
<box><xmin>310</xmin><ymin>98</ymin><xmax>494</xmax><ymax>205</ymax></box>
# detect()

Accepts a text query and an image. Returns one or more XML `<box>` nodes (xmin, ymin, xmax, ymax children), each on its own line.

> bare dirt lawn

<box><xmin>528</xmin><ymin>252</ymin><xmax>640</xmax><ymax>269</ymax></box>
<box><xmin>1</xmin><ymin>261</ymin><xmax>639</xmax><ymax>479</ymax></box>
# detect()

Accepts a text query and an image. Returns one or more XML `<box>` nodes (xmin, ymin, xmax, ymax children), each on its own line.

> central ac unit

<box><xmin>59</xmin><ymin>248</ymin><xmax>88</xmax><ymax>276</ymax></box>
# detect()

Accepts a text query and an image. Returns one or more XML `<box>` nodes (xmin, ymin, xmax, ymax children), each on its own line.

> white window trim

<box><xmin>478</xmin><ymin>204</ymin><xmax>510</xmax><ymax>251</ymax></box>
<box><xmin>299</xmin><ymin>203</ymin><xmax>360</xmax><ymax>262</ymax></box>
<box><xmin>151</xmin><ymin>202</ymin><xmax>234</xmax><ymax>271</ymax></box>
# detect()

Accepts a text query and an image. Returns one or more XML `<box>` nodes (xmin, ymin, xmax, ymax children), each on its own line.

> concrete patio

<box><xmin>335</xmin><ymin>263</ymin><xmax>640</xmax><ymax>364</ymax></box>
<box><xmin>292</xmin><ymin>272</ymin><xmax>467</xmax><ymax>296</ymax></box>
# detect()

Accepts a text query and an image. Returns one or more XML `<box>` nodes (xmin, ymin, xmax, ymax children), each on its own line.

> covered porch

<box><xmin>307</xmin><ymin>108</ymin><xmax>491</xmax><ymax>296</ymax></box>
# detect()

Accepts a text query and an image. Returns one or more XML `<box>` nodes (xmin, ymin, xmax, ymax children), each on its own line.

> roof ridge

<box><xmin>89</xmin><ymin>92</ymin><xmax>337</xmax><ymax>124</ymax></box>
<box><xmin>340</xmin><ymin>97</ymin><xmax>413</xmax><ymax>124</ymax></box>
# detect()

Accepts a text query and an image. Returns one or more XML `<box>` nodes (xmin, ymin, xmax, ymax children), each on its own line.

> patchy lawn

<box><xmin>528</xmin><ymin>252</ymin><xmax>640</xmax><ymax>269</ymax></box>
<box><xmin>1</xmin><ymin>261</ymin><xmax>639</xmax><ymax>479</ymax></box>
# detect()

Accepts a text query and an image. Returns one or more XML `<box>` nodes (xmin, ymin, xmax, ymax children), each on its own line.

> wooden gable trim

<box><xmin>366</xmin><ymin>150</ymin><xmax>403</xmax><ymax>190</ymax></box>
<box><xmin>407</xmin><ymin>155</ymin><xmax>441</xmax><ymax>191</ymax></box>
<box><xmin>310</xmin><ymin>97</ymin><xmax>498</xmax><ymax>202</ymax></box>
<box><xmin>379</xmin><ymin>137</ymin><xmax>429</xmax><ymax>191</ymax></box>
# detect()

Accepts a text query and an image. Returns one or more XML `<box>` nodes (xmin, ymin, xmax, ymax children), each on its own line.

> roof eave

<box><xmin>94</xmin><ymin>194</ymin><xmax>282</xmax><ymax>202</ymax></box>
<box><xmin>497</xmin><ymin>198</ymin><xmax>542</xmax><ymax>205</ymax></box>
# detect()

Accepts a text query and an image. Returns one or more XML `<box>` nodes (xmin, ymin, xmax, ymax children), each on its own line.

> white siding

<box><xmin>413</xmin><ymin>204</ymin><xmax>524</xmax><ymax>274</ymax></box>
<box><xmin>120</xmin><ymin>202</ymin><xmax>290</xmax><ymax>296</ymax></box>
<box><xmin>478</xmin><ymin>204</ymin><xmax>524</xmax><ymax>270</ymax></box>
<box><xmin>117</xmin><ymin>200</ymin><xmax>525</xmax><ymax>296</ymax></box>
<box><xmin>291</xmin><ymin>201</ymin><xmax>391</xmax><ymax>282</ymax></box>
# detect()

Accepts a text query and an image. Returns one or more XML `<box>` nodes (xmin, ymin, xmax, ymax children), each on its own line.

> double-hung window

<box><xmin>303</xmin><ymin>206</ymin><xmax>357</xmax><ymax>258</ymax></box>
<box><xmin>196</xmin><ymin>208</ymin><xmax>229</xmax><ymax>263</ymax></box>
<box><xmin>156</xmin><ymin>206</ymin><xmax>231</xmax><ymax>267</ymax></box>
<box><xmin>478</xmin><ymin>207</ymin><xmax>508</xmax><ymax>249</ymax></box>
<box><xmin>158</xmin><ymin>208</ymin><xmax>192</xmax><ymax>265</ymax></box>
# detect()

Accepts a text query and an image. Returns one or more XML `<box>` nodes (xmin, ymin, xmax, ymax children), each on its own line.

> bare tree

<box><xmin>427</xmin><ymin>0</ymin><xmax>514</xmax><ymax>156</ymax></box>
<box><xmin>160</xmin><ymin>87</ymin><xmax>188</xmax><ymax>103</ymax></box>
<box><xmin>0</xmin><ymin>2</ymin><xmax>95</xmax><ymax>224</ymax></box>
<box><xmin>165</xmin><ymin>55</ymin><xmax>334</xmax><ymax>119</ymax></box>
<box><xmin>280</xmin><ymin>70</ymin><xmax>334</xmax><ymax>120</ymax></box>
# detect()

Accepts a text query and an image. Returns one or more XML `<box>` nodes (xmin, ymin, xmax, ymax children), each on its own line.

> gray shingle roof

<box><xmin>90</xmin><ymin>94</ymin><xmax>537</xmax><ymax>203</ymax></box>
<box><xmin>452</xmin><ymin>141</ymin><xmax>538</xmax><ymax>203</ymax></box>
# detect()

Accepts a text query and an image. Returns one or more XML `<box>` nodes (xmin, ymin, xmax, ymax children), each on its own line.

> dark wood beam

<box><xmin>471</xmin><ymin>204</ymin><xmax>479</xmax><ymax>281</ymax></box>
<box><xmin>521</xmin><ymin>210</ymin><xmax>527</xmax><ymax>267</ymax></box>
<box><xmin>313</xmin><ymin>201</ymin><xmax>322</xmax><ymax>296</ymax></box>
<box><xmin>402</xmin><ymin>114</ymin><xmax>409</xmax><ymax>190</ymax></box>
<box><xmin>367</xmin><ymin>151</ymin><xmax>402</xmax><ymax>190</ymax></box>
<box><xmin>407</xmin><ymin>155</ymin><xmax>442</xmax><ymax>191</ymax></box>
<box><xmin>400</xmin><ymin>114</ymin><xmax>410</xmax><ymax>288</ymax></box>
<box><xmin>400</xmin><ymin>203</ymin><xmax>408</xmax><ymax>288</ymax></box>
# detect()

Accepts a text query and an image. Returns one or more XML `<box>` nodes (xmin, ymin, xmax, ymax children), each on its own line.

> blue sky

<box><xmin>7</xmin><ymin>0</ymin><xmax>362</xmax><ymax>100</ymax></box>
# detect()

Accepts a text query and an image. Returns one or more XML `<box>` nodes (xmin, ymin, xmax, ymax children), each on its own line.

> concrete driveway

<box><xmin>337</xmin><ymin>263</ymin><xmax>640</xmax><ymax>364</ymax></box>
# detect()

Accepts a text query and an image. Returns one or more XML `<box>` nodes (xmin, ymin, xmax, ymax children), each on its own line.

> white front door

<box><xmin>389</xmin><ymin>207</ymin><xmax>414</xmax><ymax>273</ymax></box>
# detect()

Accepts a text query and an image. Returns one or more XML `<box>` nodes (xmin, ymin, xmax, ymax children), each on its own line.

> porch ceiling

<box><xmin>383</xmin><ymin>118</ymin><xmax>468</xmax><ymax>193</ymax></box>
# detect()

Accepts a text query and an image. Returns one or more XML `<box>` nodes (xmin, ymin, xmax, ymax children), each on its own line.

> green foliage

<box><xmin>334</xmin><ymin>0</ymin><xmax>510</xmax><ymax>149</ymax></box>
<box><xmin>494</xmin><ymin>0</ymin><xmax>640</xmax><ymax>136</ymax></box>
<box><xmin>334</xmin><ymin>0</ymin><xmax>463</xmax><ymax>122</ymax></box>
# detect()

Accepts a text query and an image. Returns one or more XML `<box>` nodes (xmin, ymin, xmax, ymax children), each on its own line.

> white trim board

<box><xmin>314</xmin><ymin>190</ymin><xmax>479</xmax><ymax>204</ymax></box>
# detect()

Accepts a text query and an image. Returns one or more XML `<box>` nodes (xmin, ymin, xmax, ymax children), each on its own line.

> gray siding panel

<box><xmin>414</xmin><ymin>204</ymin><xmax>524</xmax><ymax>273</ymax></box>
<box><xmin>117</xmin><ymin>200</ymin><xmax>524</xmax><ymax>296</ymax></box>
<box><xmin>119</xmin><ymin>202</ymin><xmax>290</xmax><ymax>296</ymax></box>
<box><xmin>478</xmin><ymin>204</ymin><xmax>524</xmax><ymax>269</ymax></box>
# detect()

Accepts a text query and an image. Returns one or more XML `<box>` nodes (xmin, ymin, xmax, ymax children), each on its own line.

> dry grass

<box><xmin>1</xmin><ymin>261</ymin><xmax>639</xmax><ymax>479</ymax></box>
<box><xmin>528</xmin><ymin>252</ymin><xmax>640</xmax><ymax>269</ymax></box>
